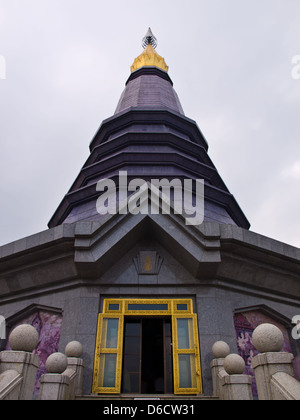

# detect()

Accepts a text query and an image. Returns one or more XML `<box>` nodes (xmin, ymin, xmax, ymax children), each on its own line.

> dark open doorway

<box><xmin>122</xmin><ymin>317</ymin><xmax>173</xmax><ymax>394</ymax></box>
<box><xmin>141</xmin><ymin>319</ymin><xmax>164</xmax><ymax>393</ymax></box>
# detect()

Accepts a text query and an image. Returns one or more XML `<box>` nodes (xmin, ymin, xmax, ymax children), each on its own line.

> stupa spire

<box><xmin>142</xmin><ymin>27</ymin><xmax>158</xmax><ymax>49</ymax></box>
<box><xmin>130</xmin><ymin>28</ymin><xmax>168</xmax><ymax>73</ymax></box>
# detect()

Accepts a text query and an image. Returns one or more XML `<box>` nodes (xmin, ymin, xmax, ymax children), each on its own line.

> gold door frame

<box><xmin>92</xmin><ymin>298</ymin><xmax>203</xmax><ymax>395</ymax></box>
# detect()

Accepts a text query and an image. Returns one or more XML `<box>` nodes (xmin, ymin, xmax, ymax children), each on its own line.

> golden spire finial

<box><xmin>130</xmin><ymin>28</ymin><xmax>169</xmax><ymax>73</ymax></box>
<box><xmin>142</xmin><ymin>27</ymin><xmax>158</xmax><ymax>49</ymax></box>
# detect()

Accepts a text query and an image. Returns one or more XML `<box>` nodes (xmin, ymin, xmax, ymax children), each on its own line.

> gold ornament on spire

<box><xmin>130</xmin><ymin>28</ymin><xmax>169</xmax><ymax>73</ymax></box>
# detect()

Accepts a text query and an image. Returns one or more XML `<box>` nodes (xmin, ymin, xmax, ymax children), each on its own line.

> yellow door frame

<box><xmin>92</xmin><ymin>298</ymin><xmax>203</xmax><ymax>395</ymax></box>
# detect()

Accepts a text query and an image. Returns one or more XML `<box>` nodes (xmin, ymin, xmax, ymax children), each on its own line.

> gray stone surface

<box><xmin>252</xmin><ymin>323</ymin><xmax>284</xmax><ymax>353</ymax></box>
<box><xmin>39</xmin><ymin>373</ymin><xmax>70</xmax><ymax>400</ymax></box>
<box><xmin>0</xmin><ymin>370</ymin><xmax>22</xmax><ymax>400</ymax></box>
<box><xmin>46</xmin><ymin>353</ymin><xmax>68</xmax><ymax>374</ymax></box>
<box><xmin>65</xmin><ymin>341</ymin><xmax>83</xmax><ymax>358</ymax></box>
<box><xmin>0</xmin><ymin>219</ymin><xmax>300</xmax><ymax>396</ymax></box>
<box><xmin>271</xmin><ymin>372</ymin><xmax>300</xmax><ymax>400</ymax></box>
<box><xmin>212</xmin><ymin>341</ymin><xmax>230</xmax><ymax>359</ymax></box>
<box><xmin>252</xmin><ymin>352</ymin><xmax>295</xmax><ymax>400</ymax></box>
<box><xmin>224</xmin><ymin>354</ymin><xmax>246</xmax><ymax>375</ymax></box>
<box><xmin>9</xmin><ymin>325</ymin><xmax>39</xmax><ymax>352</ymax></box>
<box><xmin>221</xmin><ymin>374</ymin><xmax>253</xmax><ymax>400</ymax></box>
<box><xmin>0</xmin><ymin>350</ymin><xmax>40</xmax><ymax>400</ymax></box>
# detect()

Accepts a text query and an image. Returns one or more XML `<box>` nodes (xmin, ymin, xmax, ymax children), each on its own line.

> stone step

<box><xmin>75</xmin><ymin>394</ymin><xmax>218</xmax><ymax>401</ymax></box>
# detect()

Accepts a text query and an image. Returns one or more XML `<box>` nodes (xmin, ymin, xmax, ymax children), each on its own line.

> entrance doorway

<box><xmin>92</xmin><ymin>298</ymin><xmax>202</xmax><ymax>395</ymax></box>
<box><xmin>121</xmin><ymin>318</ymin><xmax>173</xmax><ymax>394</ymax></box>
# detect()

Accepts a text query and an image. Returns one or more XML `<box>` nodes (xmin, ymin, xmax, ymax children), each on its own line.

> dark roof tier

<box><xmin>115</xmin><ymin>67</ymin><xmax>184</xmax><ymax>116</ymax></box>
<box><xmin>49</xmin><ymin>55</ymin><xmax>250</xmax><ymax>230</ymax></box>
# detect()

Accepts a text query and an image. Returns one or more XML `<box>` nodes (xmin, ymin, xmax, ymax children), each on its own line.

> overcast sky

<box><xmin>0</xmin><ymin>0</ymin><xmax>300</xmax><ymax>248</ymax></box>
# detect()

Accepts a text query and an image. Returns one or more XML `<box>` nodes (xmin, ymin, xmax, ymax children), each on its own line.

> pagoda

<box><xmin>0</xmin><ymin>30</ymin><xmax>299</xmax><ymax>398</ymax></box>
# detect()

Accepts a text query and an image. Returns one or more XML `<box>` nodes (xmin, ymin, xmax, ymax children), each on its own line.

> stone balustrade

<box><xmin>39</xmin><ymin>341</ymin><xmax>84</xmax><ymax>400</ymax></box>
<box><xmin>0</xmin><ymin>324</ymin><xmax>84</xmax><ymax>400</ymax></box>
<box><xmin>211</xmin><ymin>323</ymin><xmax>300</xmax><ymax>400</ymax></box>
<box><xmin>251</xmin><ymin>323</ymin><xmax>300</xmax><ymax>400</ymax></box>
<box><xmin>210</xmin><ymin>340</ymin><xmax>253</xmax><ymax>400</ymax></box>
<box><xmin>0</xmin><ymin>324</ymin><xmax>40</xmax><ymax>400</ymax></box>
<box><xmin>1</xmin><ymin>322</ymin><xmax>300</xmax><ymax>400</ymax></box>
<box><xmin>210</xmin><ymin>340</ymin><xmax>230</xmax><ymax>398</ymax></box>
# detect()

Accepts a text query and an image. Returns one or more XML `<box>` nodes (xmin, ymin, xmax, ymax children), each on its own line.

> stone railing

<box><xmin>251</xmin><ymin>323</ymin><xmax>300</xmax><ymax>400</ymax></box>
<box><xmin>39</xmin><ymin>341</ymin><xmax>84</xmax><ymax>400</ymax></box>
<box><xmin>2</xmin><ymin>322</ymin><xmax>300</xmax><ymax>400</ymax></box>
<box><xmin>211</xmin><ymin>323</ymin><xmax>300</xmax><ymax>400</ymax></box>
<box><xmin>0</xmin><ymin>324</ymin><xmax>40</xmax><ymax>400</ymax></box>
<box><xmin>0</xmin><ymin>324</ymin><xmax>84</xmax><ymax>400</ymax></box>
<box><xmin>210</xmin><ymin>340</ymin><xmax>253</xmax><ymax>400</ymax></box>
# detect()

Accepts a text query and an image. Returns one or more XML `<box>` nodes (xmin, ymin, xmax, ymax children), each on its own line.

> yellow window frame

<box><xmin>172</xmin><ymin>313</ymin><xmax>202</xmax><ymax>394</ymax></box>
<box><xmin>93</xmin><ymin>298</ymin><xmax>202</xmax><ymax>395</ymax></box>
<box><xmin>92</xmin><ymin>314</ymin><xmax>124</xmax><ymax>394</ymax></box>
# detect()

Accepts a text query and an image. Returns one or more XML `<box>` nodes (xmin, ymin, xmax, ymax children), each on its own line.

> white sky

<box><xmin>0</xmin><ymin>0</ymin><xmax>300</xmax><ymax>248</ymax></box>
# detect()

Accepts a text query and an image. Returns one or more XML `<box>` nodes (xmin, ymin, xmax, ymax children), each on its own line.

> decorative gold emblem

<box><xmin>143</xmin><ymin>256</ymin><xmax>153</xmax><ymax>272</ymax></box>
<box><xmin>133</xmin><ymin>251</ymin><xmax>164</xmax><ymax>275</ymax></box>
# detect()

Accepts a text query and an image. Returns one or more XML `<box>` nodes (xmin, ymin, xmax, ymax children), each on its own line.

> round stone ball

<box><xmin>252</xmin><ymin>323</ymin><xmax>284</xmax><ymax>353</ymax></box>
<box><xmin>65</xmin><ymin>341</ymin><xmax>83</xmax><ymax>358</ymax></box>
<box><xmin>212</xmin><ymin>341</ymin><xmax>231</xmax><ymax>359</ymax></box>
<box><xmin>46</xmin><ymin>352</ymin><xmax>68</xmax><ymax>374</ymax></box>
<box><xmin>224</xmin><ymin>354</ymin><xmax>245</xmax><ymax>375</ymax></box>
<box><xmin>9</xmin><ymin>324</ymin><xmax>39</xmax><ymax>352</ymax></box>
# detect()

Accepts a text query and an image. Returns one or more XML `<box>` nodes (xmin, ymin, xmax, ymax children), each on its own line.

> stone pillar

<box><xmin>221</xmin><ymin>354</ymin><xmax>253</xmax><ymax>400</ymax></box>
<box><xmin>210</xmin><ymin>341</ymin><xmax>230</xmax><ymax>398</ymax></box>
<box><xmin>251</xmin><ymin>323</ymin><xmax>295</xmax><ymax>400</ymax></box>
<box><xmin>64</xmin><ymin>341</ymin><xmax>84</xmax><ymax>399</ymax></box>
<box><xmin>39</xmin><ymin>352</ymin><xmax>69</xmax><ymax>400</ymax></box>
<box><xmin>0</xmin><ymin>324</ymin><xmax>40</xmax><ymax>400</ymax></box>
<box><xmin>39</xmin><ymin>373</ymin><xmax>70</xmax><ymax>400</ymax></box>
